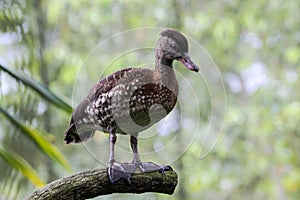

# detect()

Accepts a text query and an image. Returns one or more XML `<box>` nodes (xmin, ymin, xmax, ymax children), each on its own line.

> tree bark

<box><xmin>25</xmin><ymin>168</ymin><xmax>178</xmax><ymax>200</ymax></box>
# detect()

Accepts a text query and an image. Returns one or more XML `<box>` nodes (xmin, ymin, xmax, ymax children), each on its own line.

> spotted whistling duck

<box><xmin>64</xmin><ymin>29</ymin><xmax>199</xmax><ymax>183</ymax></box>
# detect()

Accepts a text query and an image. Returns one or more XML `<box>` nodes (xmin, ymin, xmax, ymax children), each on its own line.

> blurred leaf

<box><xmin>0</xmin><ymin>64</ymin><xmax>72</xmax><ymax>114</ymax></box>
<box><xmin>47</xmin><ymin>1</ymin><xmax>63</xmax><ymax>25</ymax></box>
<box><xmin>285</xmin><ymin>46</ymin><xmax>300</xmax><ymax>64</ymax></box>
<box><xmin>0</xmin><ymin>107</ymin><xmax>73</xmax><ymax>173</ymax></box>
<box><xmin>0</xmin><ymin>147</ymin><xmax>45</xmax><ymax>187</ymax></box>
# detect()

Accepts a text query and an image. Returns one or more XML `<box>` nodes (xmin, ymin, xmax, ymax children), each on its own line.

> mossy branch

<box><xmin>25</xmin><ymin>168</ymin><xmax>178</xmax><ymax>200</ymax></box>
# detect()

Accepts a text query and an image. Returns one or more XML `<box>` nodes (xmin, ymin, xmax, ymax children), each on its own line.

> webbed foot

<box><xmin>108</xmin><ymin>161</ymin><xmax>136</xmax><ymax>183</ymax></box>
<box><xmin>135</xmin><ymin>162</ymin><xmax>172</xmax><ymax>174</ymax></box>
<box><xmin>108</xmin><ymin>161</ymin><xmax>172</xmax><ymax>183</ymax></box>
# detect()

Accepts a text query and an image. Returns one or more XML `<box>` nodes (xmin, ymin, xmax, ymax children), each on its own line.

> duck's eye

<box><xmin>170</xmin><ymin>43</ymin><xmax>175</xmax><ymax>48</ymax></box>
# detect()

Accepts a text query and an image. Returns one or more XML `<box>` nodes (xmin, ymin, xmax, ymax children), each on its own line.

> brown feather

<box><xmin>64</xmin><ymin>29</ymin><xmax>197</xmax><ymax>144</ymax></box>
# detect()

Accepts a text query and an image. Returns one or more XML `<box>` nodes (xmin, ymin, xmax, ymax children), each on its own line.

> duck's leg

<box><xmin>130</xmin><ymin>135</ymin><xmax>141</xmax><ymax>163</ymax></box>
<box><xmin>108</xmin><ymin>131</ymin><xmax>136</xmax><ymax>183</ymax></box>
<box><xmin>130</xmin><ymin>135</ymin><xmax>172</xmax><ymax>173</ymax></box>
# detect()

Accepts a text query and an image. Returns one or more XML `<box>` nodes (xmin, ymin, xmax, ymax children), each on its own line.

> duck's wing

<box><xmin>64</xmin><ymin>68</ymin><xmax>134</xmax><ymax>144</ymax></box>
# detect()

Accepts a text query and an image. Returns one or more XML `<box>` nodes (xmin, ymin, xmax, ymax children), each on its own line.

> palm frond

<box><xmin>0</xmin><ymin>107</ymin><xmax>73</xmax><ymax>173</ymax></box>
<box><xmin>0</xmin><ymin>64</ymin><xmax>73</xmax><ymax>114</ymax></box>
<box><xmin>0</xmin><ymin>147</ymin><xmax>45</xmax><ymax>188</ymax></box>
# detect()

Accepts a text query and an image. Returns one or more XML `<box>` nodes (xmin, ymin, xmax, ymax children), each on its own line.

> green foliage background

<box><xmin>0</xmin><ymin>0</ymin><xmax>299</xmax><ymax>199</ymax></box>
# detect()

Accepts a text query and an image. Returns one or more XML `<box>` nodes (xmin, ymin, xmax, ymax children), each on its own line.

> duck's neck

<box><xmin>154</xmin><ymin>55</ymin><xmax>178</xmax><ymax>95</ymax></box>
<box><xmin>155</xmin><ymin>52</ymin><xmax>174</xmax><ymax>72</ymax></box>
<box><xmin>155</xmin><ymin>56</ymin><xmax>173</xmax><ymax>68</ymax></box>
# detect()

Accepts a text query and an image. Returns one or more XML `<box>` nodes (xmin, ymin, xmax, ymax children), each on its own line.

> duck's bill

<box><xmin>178</xmin><ymin>53</ymin><xmax>199</xmax><ymax>72</ymax></box>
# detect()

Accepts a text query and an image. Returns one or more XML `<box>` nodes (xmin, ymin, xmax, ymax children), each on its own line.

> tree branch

<box><xmin>25</xmin><ymin>168</ymin><xmax>178</xmax><ymax>200</ymax></box>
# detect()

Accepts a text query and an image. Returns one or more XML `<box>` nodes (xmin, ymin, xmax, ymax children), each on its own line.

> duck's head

<box><xmin>156</xmin><ymin>29</ymin><xmax>199</xmax><ymax>72</ymax></box>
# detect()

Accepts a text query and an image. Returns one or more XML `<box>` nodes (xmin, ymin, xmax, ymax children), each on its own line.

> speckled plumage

<box><xmin>64</xmin><ymin>66</ymin><xmax>178</xmax><ymax>143</ymax></box>
<box><xmin>64</xmin><ymin>29</ymin><xmax>199</xmax><ymax>183</ymax></box>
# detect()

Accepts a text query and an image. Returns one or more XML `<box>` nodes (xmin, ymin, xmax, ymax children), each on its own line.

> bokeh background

<box><xmin>0</xmin><ymin>0</ymin><xmax>299</xmax><ymax>199</ymax></box>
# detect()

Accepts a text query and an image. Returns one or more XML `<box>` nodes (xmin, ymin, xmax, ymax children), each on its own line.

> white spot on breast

<box><xmin>101</xmin><ymin>96</ymin><xmax>106</xmax><ymax>104</ymax></box>
<box><xmin>89</xmin><ymin>109</ymin><xmax>94</xmax><ymax>115</ymax></box>
<box><xmin>108</xmin><ymin>91</ymin><xmax>114</xmax><ymax>98</ymax></box>
<box><xmin>83</xmin><ymin>118</ymin><xmax>88</xmax><ymax>123</ymax></box>
<box><xmin>95</xmin><ymin>98</ymin><xmax>101</xmax><ymax>107</ymax></box>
